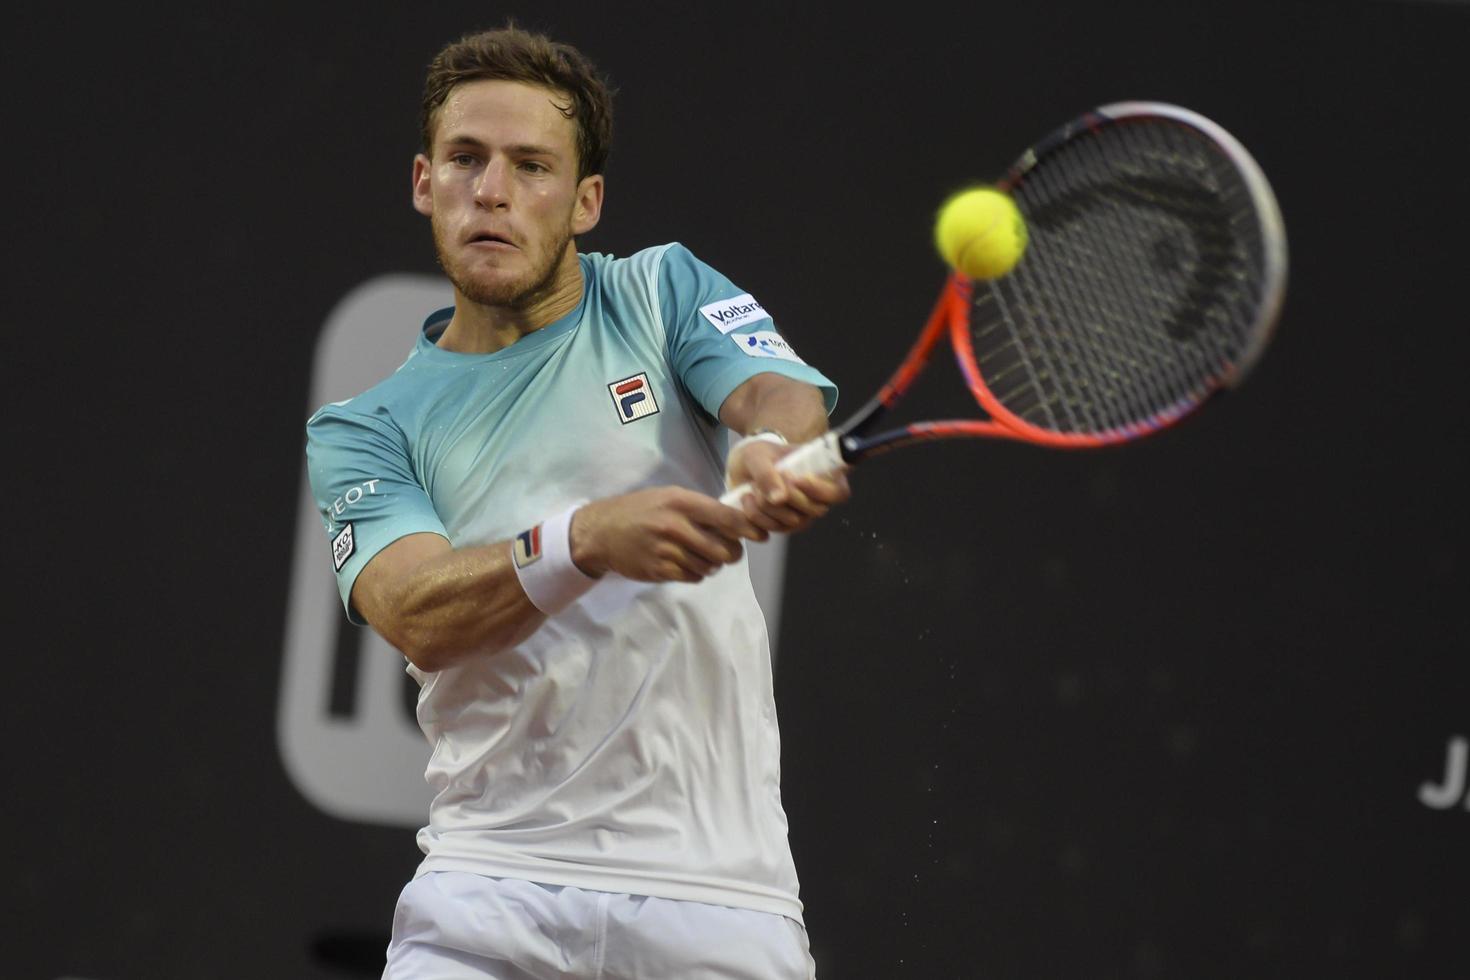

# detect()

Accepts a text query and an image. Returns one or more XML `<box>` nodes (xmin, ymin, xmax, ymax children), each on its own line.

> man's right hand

<box><xmin>570</xmin><ymin>486</ymin><xmax>768</xmax><ymax>583</ymax></box>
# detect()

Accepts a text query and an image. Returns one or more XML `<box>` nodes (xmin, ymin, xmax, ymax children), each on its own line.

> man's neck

<box><xmin>438</xmin><ymin>250</ymin><xmax>584</xmax><ymax>354</ymax></box>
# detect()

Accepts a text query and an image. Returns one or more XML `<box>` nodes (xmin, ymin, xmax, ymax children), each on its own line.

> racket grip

<box><xmin>719</xmin><ymin>431</ymin><xmax>847</xmax><ymax>508</ymax></box>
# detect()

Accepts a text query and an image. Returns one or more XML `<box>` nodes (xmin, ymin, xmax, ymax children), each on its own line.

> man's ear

<box><xmin>572</xmin><ymin>174</ymin><xmax>604</xmax><ymax>235</ymax></box>
<box><xmin>411</xmin><ymin>154</ymin><xmax>433</xmax><ymax>217</ymax></box>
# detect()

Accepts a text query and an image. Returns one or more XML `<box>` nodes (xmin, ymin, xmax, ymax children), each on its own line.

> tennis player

<box><xmin>305</xmin><ymin>24</ymin><xmax>847</xmax><ymax>980</ymax></box>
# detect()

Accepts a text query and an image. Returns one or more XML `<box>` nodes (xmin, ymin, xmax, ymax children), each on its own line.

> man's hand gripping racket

<box><xmin>721</xmin><ymin>101</ymin><xmax>1288</xmax><ymax>508</ymax></box>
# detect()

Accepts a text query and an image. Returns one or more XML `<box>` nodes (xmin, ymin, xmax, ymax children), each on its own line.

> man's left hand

<box><xmin>725</xmin><ymin>436</ymin><xmax>850</xmax><ymax>533</ymax></box>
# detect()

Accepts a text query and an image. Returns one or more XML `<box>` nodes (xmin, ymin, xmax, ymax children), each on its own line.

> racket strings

<box><xmin>1089</xmin><ymin>123</ymin><xmax>1225</xmax><ymax>414</ymax></box>
<box><xmin>978</xmin><ymin>177</ymin><xmax>1168</xmax><ymax>434</ymax></box>
<box><xmin>1000</xmin><ymin>220</ymin><xmax>1119</xmax><ymax>430</ymax></box>
<box><xmin>972</xmin><ymin>137</ymin><xmax>1136</xmax><ymax>434</ymax></box>
<box><xmin>972</xmin><ymin>117</ymin><xmax>1268</xmax><ymax>436</ymax></box>
<box><xmin>980</xmin><ymin>160</ymin><xmax>1179</xmax><ymax>433</ymax></box>
<box><xmin>1034</xmin><ymin>135</ymin><xmax>1168</xmax><ymax>426</ymax></box>
<box><xmin>1059</xmin><ymin>122</ymin><xmax>1229</xmax><ymax>424</ymax></box>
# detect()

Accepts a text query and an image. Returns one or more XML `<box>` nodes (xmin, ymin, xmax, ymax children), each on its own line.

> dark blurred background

<box><xmin>7</xmin><ymin>1</ymin><xmax>1469</xmax><ymax>977</ymax></box>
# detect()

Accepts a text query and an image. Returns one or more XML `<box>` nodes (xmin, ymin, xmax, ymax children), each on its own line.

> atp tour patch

<box><xmin>513</xmin><ymin>524</ymin><xmax>543</xmax><ymax>568</ymax></box>
<box><xmin>699</xmin><ymin>293</ymin><xmax>770</xmax><ymax>335</ymax></box>
<box><xmin>331</xmin><ymin>522</ymin><xmax>356</xmax><ymax>572</ymax></box>
<box><xmin>734</xmin><ymin>330</ymin><xmax>807</xmax><ymax>364</ymax></box>
<box><xmin>608</xmin><ymin>373</ymin><xmax>660</xmax><ymax>423</ymax></box>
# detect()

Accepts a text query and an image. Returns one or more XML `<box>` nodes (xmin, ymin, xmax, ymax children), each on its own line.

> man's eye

<box><xmin>451</xmin><ymin>153</ymin><xmax>476</xmax><ymax>166</ymax></box>
<box><xmin>521</xmin><ymin>161</ymin><xmax>549</xmax><ymax>174</ymax></box>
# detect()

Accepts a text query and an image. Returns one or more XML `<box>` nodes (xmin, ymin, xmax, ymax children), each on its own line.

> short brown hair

<box><xmin>421</xmin><ymin>24</ymin><xmax>615</xmax><ymax>180</ymax></box>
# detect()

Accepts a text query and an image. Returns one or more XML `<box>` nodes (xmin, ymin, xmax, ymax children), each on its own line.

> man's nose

<box><xmin>474</xmin><ymin>160</ymin><xmax>511</xmax><ymax>208</ymax></box>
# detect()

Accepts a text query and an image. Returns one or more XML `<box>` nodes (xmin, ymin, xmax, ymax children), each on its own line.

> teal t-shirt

<box><xmin>306</xmin><ymin>243</ymin><xmax>837</xmax><ymax>622</ymax></box>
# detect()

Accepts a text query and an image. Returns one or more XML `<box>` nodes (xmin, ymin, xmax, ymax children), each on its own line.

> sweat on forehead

<box><xmin>431</xmin><ymin>80</ymin><xmax>575</xmax><ymax>138</ymax></box>
<box><xmin>427</xmin><ymin>83</ymin><xmax>582</xmax><ymax>177</ymax></box>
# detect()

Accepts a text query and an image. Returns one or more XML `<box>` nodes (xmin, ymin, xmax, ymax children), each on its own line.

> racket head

<box><xmin>957</xmin><ymin>101</ymin><xmax>1288</xmax><ymax>447</ymax></box>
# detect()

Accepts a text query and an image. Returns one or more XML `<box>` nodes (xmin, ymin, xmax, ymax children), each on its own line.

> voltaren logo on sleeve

<box><xmin>699</xmin><ymin>294</ymin><xmax>770</xmax><ymax>334</ymax></box>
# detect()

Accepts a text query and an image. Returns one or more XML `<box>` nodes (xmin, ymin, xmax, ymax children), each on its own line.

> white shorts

<box><xmin>383</xmin><ymin>871</ymin><xmax>817</xmax><ymax>980</ymax></box>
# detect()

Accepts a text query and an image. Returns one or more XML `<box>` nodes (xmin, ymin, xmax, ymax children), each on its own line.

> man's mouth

<box><xmin>468</xmin><ymin>231</ymin><xmax>516</xmax><ymax>248</ymax></box>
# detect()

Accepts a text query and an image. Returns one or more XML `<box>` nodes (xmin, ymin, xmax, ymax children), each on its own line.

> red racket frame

<box><xmin>839</xmin><ymin>272</ymin><xmax>1198</xmax><ymax>461</ymax></box>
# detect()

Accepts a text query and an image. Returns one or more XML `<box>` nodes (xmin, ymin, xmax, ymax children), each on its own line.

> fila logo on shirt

<box><xmin>608</xmin><ymin>372</ymin><xmax>660</xmax><ymax>423</ymax></box>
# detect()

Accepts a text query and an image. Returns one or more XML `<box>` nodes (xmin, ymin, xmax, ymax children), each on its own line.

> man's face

<box><xmin>412</xmin><ymin>79</ymin><xmax>602</xmax><ymax>309</ymax></box>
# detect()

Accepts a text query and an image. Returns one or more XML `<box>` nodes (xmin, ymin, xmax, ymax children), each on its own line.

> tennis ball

<box><xmin>934</xmin><ymin>186</ymin><xmax>1028</xmax><ymax>280</ymax></box>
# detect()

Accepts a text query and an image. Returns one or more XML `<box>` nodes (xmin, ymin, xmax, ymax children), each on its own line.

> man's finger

<box><xmin>696</xmin><ymin>492</ymin><xmax>768</xmax><ymax>541</ymax></box>
<box><xmin>792</xmin><ymin>472</ymin><xmax>851</xmax><ymax>506</ymax></box>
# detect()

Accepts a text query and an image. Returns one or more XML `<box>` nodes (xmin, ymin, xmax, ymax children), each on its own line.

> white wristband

<box><xmin>726</xmin><ymin>429</ymin><xmax>788</xmax><ymax>488</ymax></box>
<box><xmin>510</xmin><ymin>503</ymin><xmax>598</xmax><ymax>615</ymax></box>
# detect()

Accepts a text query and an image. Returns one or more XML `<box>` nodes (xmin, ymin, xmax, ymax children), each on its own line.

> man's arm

<box><xmin>718</xmin><ymin>371</ymin><xmax>851</xmax><ymax>533</ymax></box>
<box><xmin>353</xmin><ymin>486</ymin><xmax>767</xmax><ymax>673</ymax></box>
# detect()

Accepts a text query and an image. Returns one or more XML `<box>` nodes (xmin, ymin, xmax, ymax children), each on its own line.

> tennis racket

<box><xmin>721</xmin><ymin>100</ymin><xmax>1287</xmax><ymax>505</ymax></box>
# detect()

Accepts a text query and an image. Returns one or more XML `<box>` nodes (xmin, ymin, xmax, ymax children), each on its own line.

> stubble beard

<box><xmin>433</xmin><ymin>215</ymin><xmax>574</xmax><ymax>311</ymax></box>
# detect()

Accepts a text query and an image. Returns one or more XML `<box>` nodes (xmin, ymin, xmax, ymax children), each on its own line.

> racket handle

<box><xmin>719</xmin><ymin>431</ymin><xmax>847</xmax><ymax>508</ymax></box>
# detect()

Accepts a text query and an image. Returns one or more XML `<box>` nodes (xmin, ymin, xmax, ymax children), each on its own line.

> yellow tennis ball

<box><xmin>934</xmin><ymin>186</ymin><xmax>1028</xmax><ymax>280</ymax></box>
